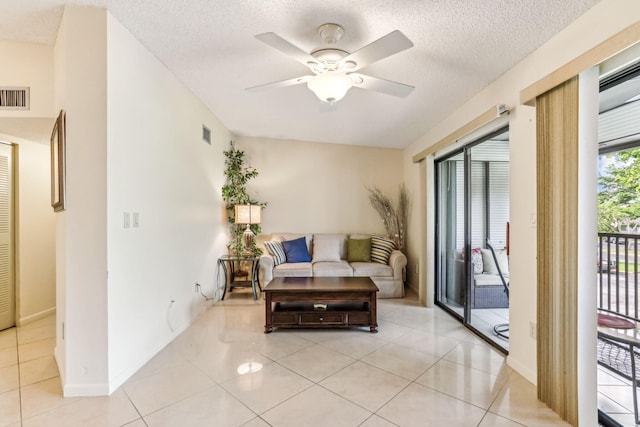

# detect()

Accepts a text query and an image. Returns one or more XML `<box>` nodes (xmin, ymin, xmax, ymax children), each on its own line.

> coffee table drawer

<box><xmin>300</xmin><ymin>313</ymin><xmax>345</xmax><ymax>325</ymax></box>
<box><xmin>348</xmin><ymin>312</ymin><xmax>370</xmax><ymax>324</ymax></box>
<box><xmin>272</xmin><ymin>312</ymin><xmax>298</xmax><ymax>325</ymax></box>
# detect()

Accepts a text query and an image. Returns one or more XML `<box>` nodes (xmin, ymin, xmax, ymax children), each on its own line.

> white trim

<box><xmin>63</xmin><ymin>382</ymin><xmax>111</xmax><ymax>397</ymax></box>
<box><xmin>17</xmin><ymin>307</ymin><xmax>55</xmax><ymax>326</ymax></box>
<box><xmin>507</xmin><ymin>354</ymin><xmax>536</xmax><ymax>385</ymax></box>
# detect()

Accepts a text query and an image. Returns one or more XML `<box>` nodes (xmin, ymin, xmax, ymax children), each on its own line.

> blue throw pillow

<box><xmin>282</xmin><ymin>237</ymin><xmax>311</xmax><ymax>263</ymax></box>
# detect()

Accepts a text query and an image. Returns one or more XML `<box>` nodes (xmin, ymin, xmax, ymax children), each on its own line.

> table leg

<box><xmin>370</xmin><ymin>291</ymin><xmax>378</xmax><ymax>333</ymax></box>
<box><xmin>250</xmin><ymin>259</ymin><xmax>258</xmax><ymax>300</ymax></box>
<box><xmin>264</xmin><ymin>292</ymin><xmax>273</xmax><ymax>333</ymax></box>
<box><xmin>219</xmin><ymin>260</ymin><xmax>228</xmax><ymax>300</ymax></box>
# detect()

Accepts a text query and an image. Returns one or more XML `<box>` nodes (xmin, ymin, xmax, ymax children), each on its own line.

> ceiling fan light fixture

<box><xmin>307</xmin><ymin>72</ymin><xmax>353</xmax><ymax>103</ymax></box>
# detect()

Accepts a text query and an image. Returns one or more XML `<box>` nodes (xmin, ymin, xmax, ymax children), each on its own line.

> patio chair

<box><xmin>486</xmin><ymin>240</ymin><xmax>509</xmax><ymax>339</ymax></box>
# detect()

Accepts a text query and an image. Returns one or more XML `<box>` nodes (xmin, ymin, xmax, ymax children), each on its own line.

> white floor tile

<box><xmin>278</xmin><ymin>344</ymin><xmax>355</xmax><ymax>382</ymax></box>
<box><xmin>21</xmin><ymin>388</ymin><xmax>139</xmax><ymax>427</ymax></box>
<box><xmin>360</xmin><ymin>342</ymin><xmax>438</xmax><ymax>380</ymax></box>
<box><xmin>320</xmin><ymin>361</ymin><xmax>410</xmax><ymax>412</ymax></box>
<box><xmin>376</xmin><ymin>382</ymin><xmax>486</xmax><ymax>427</ymax></box>
<box><xmin>142</xmin><ymin>384</ymin><xmax>256</xmax><ymax>427</ymax></box>
<box><xmin>221</xmin><ymin>362</ymin><xmax>313</xmax><ymax>414</ymax></box>
<box><xmin>416</xmin><ymin>359</ymin><xmax>509</xmax><ymax>409</ymax></box>
<box><xmin>123</xmin><ymin>362</ymin><xmax>215</xmax><ymax>416</ymax></box>
<box><xmin>261</xmin><ymin>385</ymin><xmax>371</xmax><ymax>427</ymax></box>
<box><xmin>0</xmin><ymin>389</ymin><xmax>20</xmax><ymax>427</ymax></box>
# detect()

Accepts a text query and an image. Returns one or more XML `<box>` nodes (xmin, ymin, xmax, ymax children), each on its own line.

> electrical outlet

<box><xmin>195</xmin><ymin>283</ymin><xmax>200</xmax><ymax>292</ymax></box>
<box><xmin>132</xmin><ymin>212</ymin><xmax>140</xmax><ymax>228</ymax></box>
<box><xmin>123</xmin><ymin>212</ymin><xmax>130</xmax><ymax>228</ymax></box>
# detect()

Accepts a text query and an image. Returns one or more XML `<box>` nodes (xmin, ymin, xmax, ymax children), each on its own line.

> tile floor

<box><xmin>0</xmin><ymin>290</ymin><xmax>575</xmax><ymax>426</ymax></box>
<box><xmin>598</xmin><ymin>362</ymin><xmax>640</xmax><ymax>426</ymax></box>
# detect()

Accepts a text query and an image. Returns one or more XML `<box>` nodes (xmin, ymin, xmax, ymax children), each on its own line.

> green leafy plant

<box><xmin>367</xmin><ymin>184</ymin><xmax>409</xmax><ymax>252</ymax></box>
<box><xmin>221</xmin><ymin>141</ymin><xmax>266</xmax><ymax>256</ymax></box>
<box><xmin>598</xmin><ymin>148</ymin><xmax>640</xmax><ymax>233</ymax></box>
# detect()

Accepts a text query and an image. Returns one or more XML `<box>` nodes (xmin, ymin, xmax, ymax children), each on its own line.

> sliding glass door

<box><xmin>435</xmin><ymin>128</ymin><xmax>510</xmax><ymax>351</ymax></box>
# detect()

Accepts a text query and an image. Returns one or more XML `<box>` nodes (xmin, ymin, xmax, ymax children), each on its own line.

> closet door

<box><xmin>0</xmin><ymin>143</ymin><xmax>14</xmax><ymax>330</ymax></box>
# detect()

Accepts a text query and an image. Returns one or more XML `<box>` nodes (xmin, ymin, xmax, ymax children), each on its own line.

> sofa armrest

<box><xmin>389</xmin><ymin>250</ymin><xmax>407</xmax><ymax>280</ymax></box>
<box><xmin>259</xmin><ymin>254</ymin><xmax>275</xmax><ymax>284</ymax></box>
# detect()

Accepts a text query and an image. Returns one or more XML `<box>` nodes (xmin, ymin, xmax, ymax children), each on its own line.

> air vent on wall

<box><xmin>202</xmin><ymin>125</ymin><xmax>211</xmax><ymax>145</ymax></box>
<box><xmin>0</xmin><ymin>87</ymin><xmax>29</xmax><ymax>110</ymax></box>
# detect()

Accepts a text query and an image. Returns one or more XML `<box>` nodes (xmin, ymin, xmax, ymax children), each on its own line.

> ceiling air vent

<box><xmin>0</xmin><ymin>87</ymin><xmax>29</xmax><ymax>110</ymax></box>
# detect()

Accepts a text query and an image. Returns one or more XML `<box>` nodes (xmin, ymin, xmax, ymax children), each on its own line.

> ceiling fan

<box><xmin>247</xmin><ymin>23</ymin><xmax>415</xmax><ymax>104</ymax></box>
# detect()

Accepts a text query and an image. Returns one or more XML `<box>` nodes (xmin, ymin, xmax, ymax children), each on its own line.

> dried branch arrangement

<box><xmin>367</xmin><ymin>184</ymin><xmax>409</xmax><ymax>252</ymax></box>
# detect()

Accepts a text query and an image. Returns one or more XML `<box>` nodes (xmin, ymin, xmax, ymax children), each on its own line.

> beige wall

<box><xmin>403</xmin><ymin>0</ymin><xmax>640</xmax><ymax>395</ymax></box>
<box><xmin>16</xmin><ymin>138</ymin><xmax>56</xmax><ymax>323</ymax></box>
<box><xmin>0</xmin><ymin>40</ymin><xmax>54</xmax><ymax>118</ymax></box>
<box><xmin>236</xmin><ymin>136</ymin><xmax>404</xmax><ymax>238</ymax></box>
<box><xmin>0</xmin><ymin>131</ymin><xmax>56</xmax><ymax>325</ymax></box>
<box><xmin>0</xmin><ymin>39</ymin><xmax>57</xmax><ymax>326</ymax></box>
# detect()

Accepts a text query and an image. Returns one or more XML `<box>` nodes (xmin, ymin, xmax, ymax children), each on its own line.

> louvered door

<box><xmin>0</xmin><ymin>143</ymin><xmax>14</xmax><ymax>330</ymax></box>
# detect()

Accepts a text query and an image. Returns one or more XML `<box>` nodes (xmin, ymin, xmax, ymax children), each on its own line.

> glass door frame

<box><xmin>434</xmin><ymin>126</ymin><xmax>510</xmax><ymax>353</ymax></box>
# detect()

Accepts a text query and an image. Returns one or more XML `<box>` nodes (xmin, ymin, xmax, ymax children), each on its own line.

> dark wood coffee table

<box><xmin>264</xmin><ymin>277</ymin><xmax>378</xmax><ymax>333</ymax></box>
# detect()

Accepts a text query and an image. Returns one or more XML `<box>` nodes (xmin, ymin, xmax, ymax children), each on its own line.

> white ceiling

<box><xmin>0</xmin><ymin>0</ymin><xmax>602</xmax><ymax>149</ymax></box>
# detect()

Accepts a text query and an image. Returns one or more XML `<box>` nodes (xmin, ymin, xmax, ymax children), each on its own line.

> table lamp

<box><xmin>234</xmin><ymin>204</ymin><xmax>262</xmax><ymax>256</ymax></box>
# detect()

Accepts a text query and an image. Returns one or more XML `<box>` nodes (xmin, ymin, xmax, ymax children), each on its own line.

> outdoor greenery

<box><xmin>221</xmin><ymin>141</ymin><xmax>266</xmax><ymax>256</ymax></box>
<box><xmin>598</xmin><ymin>148</ymin><xmax>640</xmax><ymax>233</ymax></box>
<box><xmin>367</xmin><ymin>184</ymin><xmax>410</xmax><ymax>252</ymax></box>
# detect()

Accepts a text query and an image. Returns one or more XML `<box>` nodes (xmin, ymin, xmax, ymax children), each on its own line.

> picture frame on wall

<box><xmin>51</xmin><ymin>109</ymin><xmax>66</xmax><ymax>212</ymax></box>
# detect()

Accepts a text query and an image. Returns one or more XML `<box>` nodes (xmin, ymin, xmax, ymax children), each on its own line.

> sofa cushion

<box><xmin>312</xmin><ymin>238</ymin><xmax>342</xmax><ymax>263</ymax></box>
<box><xmin>282</xmin><ymin>237</ymin><xmax>311</xmax><ymax>263</ymax></box>
<box><xmin>276</xmin><ymin>233</ymin><xmax>313</xmax><ymax>254</ymax></box>
<box><xmin>314</xmin><ymin>234</ymin><xmax>348</xmax><ymax>259</ymax></box>
<box><xmin>471</xmin><ymin>248</ymin><xmax>483</xmax><ymax>274</ymax></box>
<box><xmin>481</xmin><ymin>248</ymin><xmax>509</xmax><ymax>276</ymax></box>
<box><xmin>313</xmin><ymin>261</ymin><xmax>353</xmax><ymax>277</ymax></box>
<box><xmin>264</xmin><ymin>240</ymin><xmax>286</xmax><ymax>265</ymax></box>
<box><xmin>347</xmin><ymin>237</ymin><xmax>371</xmax><ymax>262</ymax></box>
<box><xmin>273</xmin><ymin>262</ymin><xmax>313</xmax><ymax>277</ymax></box>
<box><xmin>474</xmin><ymin>274</ymin><xmax>505</xmax><ymax>287</ymax></box>
<box><xmin>371</xmin><ymin>235</ymin><xmax>396</xmax><ymax>264</ymax></box>
<box><xmin>351</xmin><ymin>262</ymin><xmax>393</xmax><ymax>277</ymax></box>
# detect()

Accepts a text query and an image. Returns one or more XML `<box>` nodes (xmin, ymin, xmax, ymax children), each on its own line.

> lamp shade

<box><xmin>307</xmin><ymin>72</ymin><xmax>353</xmax><ymax>103</ymax></box>
<box><xmin>234</xmin><ymin>204</ymin><xmax>262</xmax><ymax>224</ymax></box>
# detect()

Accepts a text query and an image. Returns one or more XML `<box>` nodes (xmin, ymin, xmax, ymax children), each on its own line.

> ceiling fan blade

<box><xmin>255</xmin><ymin>32</ymin><xmax>319</xmax><ymax>69</ymax></box>
<box><xmin>246</xmin><ymin>75</ymin><xmax>313</xmax><ymax>92</ymax></box>
<box><xmin>341</xmin><ymin>30</ymin><xmax>413</xmax><ymax>72</ymax></box>
<box><xmin>350</xmin><ymin>73</ymin><xmax>414</xmax><ymax>97</ymax></box>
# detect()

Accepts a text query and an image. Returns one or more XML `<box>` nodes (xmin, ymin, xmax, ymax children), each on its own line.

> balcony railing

<box><xmin>598</xmin><ymin>232</ymin><xmax>640</xmax><ymax>320</ymax></box>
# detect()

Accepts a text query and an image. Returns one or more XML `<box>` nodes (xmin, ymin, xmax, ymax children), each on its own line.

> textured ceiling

<box><xmin>0</xmin><ymin>0</ymin><xmax>602</xmax><ymax>148</ymax></box>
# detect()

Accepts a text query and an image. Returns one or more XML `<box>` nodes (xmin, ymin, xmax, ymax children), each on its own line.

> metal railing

<box><xmin>598</xmin><ymin>232</ymin><xmax>640</xmax><ymax>320</ymax></box>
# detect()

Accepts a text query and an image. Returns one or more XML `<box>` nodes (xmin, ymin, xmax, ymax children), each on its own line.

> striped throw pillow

<box><xmin>264</xmin><ymin>240</ymin><xmax>286</xmax><ymax>265</ymax></box>
<box><xmin>370</xmin><ymin>235</ymin><xmax>396</xmax><ymax>264</ymax></box>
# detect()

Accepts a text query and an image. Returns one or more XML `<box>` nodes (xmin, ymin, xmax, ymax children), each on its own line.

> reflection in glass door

<box><xmin>435</xmin><ymin>128</ymin><xmax>510</xmax><ymax>351</ymax></box>
<box><xmin>436</xmin><ymin>152</ymin><xmax>466</xmax><ymax>314</ymax></box>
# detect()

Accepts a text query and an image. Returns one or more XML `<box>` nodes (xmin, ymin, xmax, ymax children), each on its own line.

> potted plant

<box><xmin>221</xmin><ymin>141</ymin><xmax>266</xmax><ymax>256</ymax></box>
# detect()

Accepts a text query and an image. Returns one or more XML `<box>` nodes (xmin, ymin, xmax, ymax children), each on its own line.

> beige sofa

<box><xmin>258</xmin><ymin>233</ymin><xmax>407</xmax><ymax>298</ymax></box>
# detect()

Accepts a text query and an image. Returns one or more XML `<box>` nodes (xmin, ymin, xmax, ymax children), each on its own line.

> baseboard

<box><xmin>506</xmin><ymin>355</ymin><xmax>537</xmax><ymax>385</ymax></box>
<box><xmin>18</xmin><ymin>307</ymin><xmax>56</xmax><ymax>326</ymax></box>
<box><xmin>63</xmin><ymin>382</ymin><xmax>111</xmax><ymax>397</ymax></box>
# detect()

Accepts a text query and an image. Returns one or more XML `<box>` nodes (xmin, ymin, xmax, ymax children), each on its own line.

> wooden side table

<box><xmin>218</xmin><ymin>255</ymin><xmax>261</xmax><ymax>300</ymax></box>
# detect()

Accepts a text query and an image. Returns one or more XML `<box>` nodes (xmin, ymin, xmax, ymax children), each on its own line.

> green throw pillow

<box><xmin>347</xmin><ymin>237</ymin><xmax>371</xmax><ymax>262</ymax></box>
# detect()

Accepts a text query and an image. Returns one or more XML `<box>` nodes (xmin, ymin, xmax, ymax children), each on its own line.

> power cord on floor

<box><xmin>195</xmin><ymin>283</ymin><xmax>215</xmax><ymax>301</ymax></box>
<box><xmin>195</xmin><ymin>261</ymin><xmax>226</xmax><ymax>303</ymax></box>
